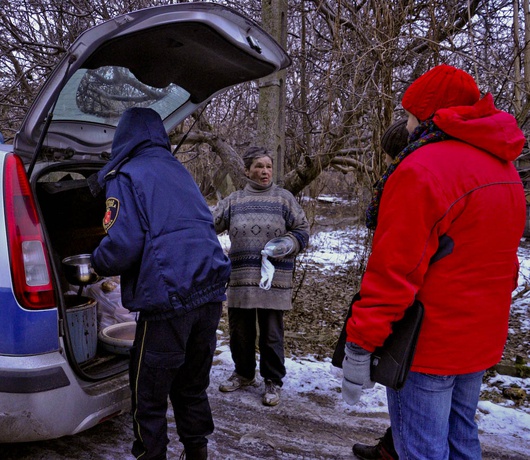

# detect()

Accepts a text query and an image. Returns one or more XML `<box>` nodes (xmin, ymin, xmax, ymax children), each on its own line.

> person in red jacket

<box><xmin>342</xmin><ymin>64</ymin><xmax>526</xmax><ymax>460</ymax></box>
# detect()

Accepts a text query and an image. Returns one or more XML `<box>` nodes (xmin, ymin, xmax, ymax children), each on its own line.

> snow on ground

<box><xmin>300</xmin><ymin>228</ymin><xmax>367</xmax><ymax>271</ymax></box>
<box><xmin>221</xmin><ymin>223</ymin><xmax>530</xmax><ymax>446</ymax></box>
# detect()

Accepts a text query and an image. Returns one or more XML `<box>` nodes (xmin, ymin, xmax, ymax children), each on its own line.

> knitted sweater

<box><xmin>213</xmin><ymin>181</ymin><xmax>309</xmax><ymax>310</ymax></box>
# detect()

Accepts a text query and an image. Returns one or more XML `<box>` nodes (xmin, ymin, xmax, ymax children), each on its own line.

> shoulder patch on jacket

<box><xmin>103</xmin><ymin>197</ymin><xmax>120</xmax><ymax>232</ymax></box>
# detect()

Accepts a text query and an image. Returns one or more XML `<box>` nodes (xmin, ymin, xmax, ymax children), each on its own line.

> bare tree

<box><xmin>0</xmin><ymin>0</ymin><xmax>528</xmax><ymax>210</ymax></box>
<box><xmin>0</xmin><ymin>0</ymin><xmax>149</xmax><ymax>139</ymax></box>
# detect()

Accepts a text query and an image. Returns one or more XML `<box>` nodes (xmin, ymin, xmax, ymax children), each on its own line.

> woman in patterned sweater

<box><xmin>213</xmin><ymin>146</ymin><xmax>310</xmax><ymax>406</ymax></box>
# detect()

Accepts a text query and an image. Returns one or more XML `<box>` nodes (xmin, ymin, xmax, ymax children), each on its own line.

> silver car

<box><xmin>0</xmin><ymin>2</ymin><xmax>289</xmax><ymax>442</ymax></box>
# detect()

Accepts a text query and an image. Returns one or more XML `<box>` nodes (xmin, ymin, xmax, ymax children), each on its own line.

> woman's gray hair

<box><xmin>242</xmin><ymin>146</ymin><xmax>273</xmax><ymax>170</ymax></box>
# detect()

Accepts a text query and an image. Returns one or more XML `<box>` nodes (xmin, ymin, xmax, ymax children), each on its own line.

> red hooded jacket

<box><xmin>346</xmin><ymin>94</ymin><xmax>527</xmax><ymax>374</ymax></box>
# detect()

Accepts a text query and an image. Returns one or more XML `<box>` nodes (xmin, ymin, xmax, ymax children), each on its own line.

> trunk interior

<box><xmin>35</xmin><ymin>161</ymin><xmax>132</xmax><ymax>379</ymax></box>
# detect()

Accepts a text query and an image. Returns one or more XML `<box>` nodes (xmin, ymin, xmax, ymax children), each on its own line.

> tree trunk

<box><xmin>258</xmin><ymin>0</ymin><xmax>288</xmax><ymax>184</ymax></box>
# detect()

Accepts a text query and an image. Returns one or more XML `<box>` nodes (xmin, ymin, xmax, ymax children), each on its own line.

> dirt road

<box><xmin>2</xmin><ymin>359</ymin><xmax>529</xmax><ymax>460</ymax></box>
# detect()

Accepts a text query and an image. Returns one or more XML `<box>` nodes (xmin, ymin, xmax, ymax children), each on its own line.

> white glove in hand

<box><xmin>342</xmin><ymin>342</ymin><xmax>375</xmax><ymax>405</ymax></box>
<box><xmin>259</xmin><ymin>253</ymin><xmax>275</xmax><ymax>290</ymax></box>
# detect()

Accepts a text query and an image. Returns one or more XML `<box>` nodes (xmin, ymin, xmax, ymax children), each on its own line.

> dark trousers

<box><xmin>129</xmin><ymin>302</ymin><xmax>222</xmax><ymax>460</ymax></box>
<box><xmin>228</xmin><ymin>308</ymin><xmax>286</xmax><ymax>386</ymax></box>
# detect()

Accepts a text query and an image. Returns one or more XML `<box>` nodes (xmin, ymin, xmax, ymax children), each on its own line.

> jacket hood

<box><xmin>111</xmin><ymin>107</ymin><xmax>171</xmax><ymax>161</ymax></box>
<box><xmin>433</xmin><ymin>93</ymin><xmax>525</xmax><ymax>161</ymax></box>
<box><xmin>89</xmin><ymin>108</ymin><xmax>171</xmax><ymax>194</ymax></box>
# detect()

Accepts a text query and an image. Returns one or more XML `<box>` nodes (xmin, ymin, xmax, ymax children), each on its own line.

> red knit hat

<box><xmin>402</xmin><ymin>64</ymin><xmax>480</xmax><ymax>121</ymax></box>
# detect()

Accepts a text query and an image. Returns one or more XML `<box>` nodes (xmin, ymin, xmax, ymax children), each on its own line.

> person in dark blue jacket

<box><xmin>91</xmin><ymin>107</ymin><xmax>231</xmax><ymax>460</ymax></box>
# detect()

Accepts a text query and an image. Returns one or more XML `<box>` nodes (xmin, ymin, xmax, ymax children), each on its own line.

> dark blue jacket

<box><xmin>91</xmin><ymin>108</ymin><xmax>231</xmax><ymax>319</ymax></box>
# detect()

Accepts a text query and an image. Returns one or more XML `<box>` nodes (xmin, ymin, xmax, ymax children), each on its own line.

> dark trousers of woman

<box><xmin>228</xmin><ymin>307</ymin><xmax>286</xmax><ymax>386</ymax></box>
<box><xmin>129</xmin><ymin>302</ymin><xmax>222</xmax><ymax>460</ymax></box>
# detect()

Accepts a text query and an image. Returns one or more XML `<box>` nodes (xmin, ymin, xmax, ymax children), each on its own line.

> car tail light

<box><xmin>4</xmin><ymin>153</ymin><xmax>56</xmax><ymax>309</ymax></box>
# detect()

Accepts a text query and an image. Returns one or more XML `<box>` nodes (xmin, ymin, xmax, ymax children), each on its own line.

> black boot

<box><xmin>352</xmin><ymin>427</ymin><xmax>398</xmax><ymax>460</ymax></box>
<box><xmin>179</xmin><ymin>445</ymin><xmax>207</xmax><ymax>460</ymax></box>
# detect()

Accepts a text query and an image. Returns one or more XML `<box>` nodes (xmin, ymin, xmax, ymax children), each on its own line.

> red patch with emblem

<box><xmin>103</xmin><ymin>197</ymin><xmax>120</xmax><ymax>232</ymax></box>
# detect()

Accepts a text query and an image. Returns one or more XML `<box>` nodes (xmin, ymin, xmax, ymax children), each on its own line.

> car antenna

<box><xmin>27</xmin><ymin>54</ymin><xmax>77</xmax><ymax>178</ymax></box>
<box><xmin>172</xmin><ymin>102</ymin><xmax>209</xmax><ymax>155</ymax></box>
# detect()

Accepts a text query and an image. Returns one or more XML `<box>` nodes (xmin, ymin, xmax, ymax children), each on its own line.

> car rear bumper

<box><xmin>0</xmin><ymin>366</ymin><xmax>70</xmax><ymax>393</ymax></box>
<box><xmin>0</xmin><ymin>352</ymin><xmax>130</xmax><ymax>442</ymax></box>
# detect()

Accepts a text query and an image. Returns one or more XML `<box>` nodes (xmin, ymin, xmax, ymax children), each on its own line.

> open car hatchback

<box><xmin>0</xmin><ymin>2</ymin><xmax>289</xmax><ymax>442</ymax></box>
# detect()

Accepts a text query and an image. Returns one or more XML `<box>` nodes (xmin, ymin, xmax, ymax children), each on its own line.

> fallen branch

<box><xmin>512</xmin><ymin>283</ymin><xmax>530</xmax><ymax>301</ymax></box>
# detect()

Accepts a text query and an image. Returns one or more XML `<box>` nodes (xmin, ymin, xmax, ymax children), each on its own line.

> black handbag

<box><xmin>332</xmin><ymin>295</ymin><xmax>424</xmax><ymax>390</ymax></box>
<box><xmin>370</xmin><ymin>299</ymin><xmax>424</xmax><ymax>390</ymax></box>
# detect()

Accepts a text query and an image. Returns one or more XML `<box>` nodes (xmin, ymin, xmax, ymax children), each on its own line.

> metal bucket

<box><xmin>64</xmin><ymin>295</ymin><xmax>98</xmax><ymax>363</ymax></box>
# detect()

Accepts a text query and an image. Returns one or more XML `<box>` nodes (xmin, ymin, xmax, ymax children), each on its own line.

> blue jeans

<box><xmin>387</xmin><ymin>370</ymin><xmax>484</xmax><ymax>460</ymax></box>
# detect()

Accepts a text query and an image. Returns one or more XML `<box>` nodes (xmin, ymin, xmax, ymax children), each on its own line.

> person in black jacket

<box><xmin>91</xmin><ymin>107</ymin><xmax>231</xmax><ymax>460</ymax></box>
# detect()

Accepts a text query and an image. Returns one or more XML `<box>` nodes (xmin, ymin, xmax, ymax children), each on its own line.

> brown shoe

<box><xmin>179</xmin><ymin>445</ymin><xmax>207</xmax><ymax>460</ymax></box>
<box><xmin>352</xmin><ymin>427</ymin><xmax>398</xmax><ymax>460</ymax></box>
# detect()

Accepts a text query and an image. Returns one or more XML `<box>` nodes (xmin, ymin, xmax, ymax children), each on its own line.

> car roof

<box><xmin>14</xmin><ymin>3</ymin><xmax>290</xmax><ymax>162</ymax></box>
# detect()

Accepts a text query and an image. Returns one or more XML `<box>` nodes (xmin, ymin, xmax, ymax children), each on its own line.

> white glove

<box><xmin>259</xmin><ymin>252</ymin><xmax>275</xmax><ymax>290</ymax></box>
<box><xmin>342</xmin><ymin>342</ymin><xmax>375</xmax><ymax>405</ymax></box>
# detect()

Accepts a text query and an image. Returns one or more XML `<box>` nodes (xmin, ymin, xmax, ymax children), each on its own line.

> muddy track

<box><xmin>3</xmin><ymin>375</ymin><xmax>528</xmax><ymax>460</ymax></box>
